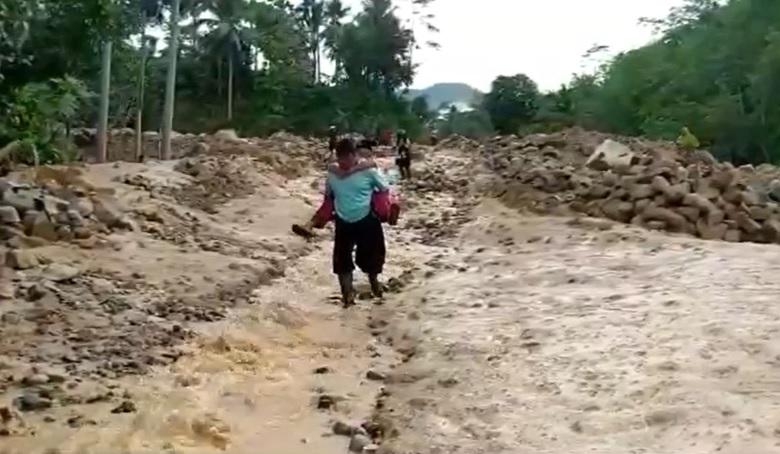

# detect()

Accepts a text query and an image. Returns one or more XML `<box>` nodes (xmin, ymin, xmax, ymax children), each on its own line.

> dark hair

<box><xmin>356</xmin><ymin>138</ymin><xmax>375</xmax><ymax>151</ymax></box>
<box><xmin>335</xmin><ymin>138</ymin><xmax>356</xmax><ymax>157</ymax></box>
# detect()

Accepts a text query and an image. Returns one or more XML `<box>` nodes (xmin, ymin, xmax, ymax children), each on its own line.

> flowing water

<box><xmin>6</xmin><ymin>150</ymin><xmax>780</xmax><ymax>454</ymax></box>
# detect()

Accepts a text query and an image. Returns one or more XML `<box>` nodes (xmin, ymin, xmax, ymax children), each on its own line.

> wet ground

<box><xmin>4</xmin><ymin>148</ymin><xmax>780</xmax><ymax>454</ymax></box>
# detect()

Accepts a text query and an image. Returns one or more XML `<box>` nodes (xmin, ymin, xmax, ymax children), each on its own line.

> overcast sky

<box><xmin>342</xmin><ymin>0</ymin><xmax>686</xmax><ymax>91</ymax></box>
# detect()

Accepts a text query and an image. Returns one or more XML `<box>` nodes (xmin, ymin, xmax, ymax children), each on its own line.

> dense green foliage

<box><xmin>440</xmin><ymin>0</ymin><xmax>780</xmax><ymax>165</ymax></box>
<box><xmin>8</xmin><ymin>0</ymin><xmax>780</xmax><ymax>166</ymax></box>
<box><xmin>553</xmin><ymin>0</ymin><xmax>780</xmax><ymax>164</ymax></box>
<box><xmin>482</xmin><ymin>74</ymin><xmax>539</xmax><ymax>134</ymax></box>
<box><xmin>0</xmin><ymin>0</ymin><xmax>438</xmax><ymax>162</ymax></box>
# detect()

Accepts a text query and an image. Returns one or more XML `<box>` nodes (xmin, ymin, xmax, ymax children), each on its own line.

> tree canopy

<box><xmin>436</xmin><ymin>0</ymin><xmax>780</xmax><ymax>166</ymax></box>
<box><xmin>0</xmin><ymin>0</ymin><xmax>438</xmax><ymax>163</ymax></box>
<box><xmin>7</xmin><ymin>0</ymin><xmax>780</xmax><ymax>167</ymax></box>
<box><xmin>555</xmin><ymin>0</ymin><xmax>779</xmax><ymax>165</ymax></box>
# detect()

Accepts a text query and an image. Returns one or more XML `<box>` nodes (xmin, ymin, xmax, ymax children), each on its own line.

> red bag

<box><xmin>371</xmin><ymin>190</ymin><xmax>392</xmax><ymax>221</ymax></box>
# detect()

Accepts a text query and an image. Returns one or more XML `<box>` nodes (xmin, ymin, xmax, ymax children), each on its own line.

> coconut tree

<box><xmin>322</xmin><ymin>0</ymin><xmax>349</xmax><ymax>81</ymax></box>
<box><xmin>160</xmin><ymin>0</ymin><xmax>181</xmax><ymax>159</ymax></box>
<box><xmin>195</xmin><ymin>0</ymin><xmax>253</xmax><ymax>120</ymax></box>
<box><xmin>134</xmin><ymin>0</ymin><xmax>163</xmax><ymax>161</ymax></box>
<box><xmin>296</xmin><ymin>0</ymin><xmax>325</xmax><ymax>83</ymax></box>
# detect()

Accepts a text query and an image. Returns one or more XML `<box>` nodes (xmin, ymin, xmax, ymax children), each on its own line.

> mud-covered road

<box><xmin>3</xmin><ymin>138</ymin><xmax>780</xmax><ymax>454</ymax></box>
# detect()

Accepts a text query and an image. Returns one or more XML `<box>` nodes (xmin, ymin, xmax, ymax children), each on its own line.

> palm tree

<box><xmin>97</xmin><ymin>40</ymin><xmax>112</xmax><ymax>162</ymax></box>
<box><xmin>322</xmin><ymin>0</ymin><xmax>349</xmax><ymax>81</ymax></box>
<box><xmin>196</xmin><ymin>0</ymin><xmax>252</xmax><ymax>120</ymax></box>
<box><xmin>296</xmin><ymin>0</ymin><xmax>325</xmax><ymax>83</ymax></box>
<box><xmin>161</xmin><ymin>0</ymin><xmax>182</xmax><ymax>160</ymax></box>
<box><xmin>406</xmin><ymin>0</ymin><xmax>440</xmax><ymax>66</ymax></box>
<box><xmin>249</xmin><ymin>0</ymin><xmax>311</xmax><ymax>78</ymax></box>
<box><xmin>135</xmin><ymin>0</ymin><xmax>164</xmax><ymax>161</ymax></box>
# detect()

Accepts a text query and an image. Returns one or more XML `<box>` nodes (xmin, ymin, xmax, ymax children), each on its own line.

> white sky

<box><xmin>151</xmin><ymin>0</ymin><xmax>687</xmax><ymax>92</ymax></box>
<box><xmin>350</xmin><ymin>0</ymin><xmax>686</xmax><ymax>91</ymax></box>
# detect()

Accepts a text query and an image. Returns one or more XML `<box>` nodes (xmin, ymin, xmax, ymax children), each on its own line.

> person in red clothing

<box><xmin>292</xmin><ymin>139</ymin><xmax>400</xmax><ymax>239</ymax></box>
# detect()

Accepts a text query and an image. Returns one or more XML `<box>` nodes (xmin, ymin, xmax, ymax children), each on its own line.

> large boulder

<box><xmin>585</xmin><ymin>139</ymin><xmax>638</xmax><ymax>171</ymax></box>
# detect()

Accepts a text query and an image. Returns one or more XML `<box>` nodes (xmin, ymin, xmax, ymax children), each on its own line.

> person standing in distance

<box><xmin>395</xmin><ymin>129</ymin><xmax>412</xmax><ymax>179</ymax></box>
<box><xmin>326</xmin><ymin>125</ymin><xmax>339</xmax><ymax>162</ymax></box>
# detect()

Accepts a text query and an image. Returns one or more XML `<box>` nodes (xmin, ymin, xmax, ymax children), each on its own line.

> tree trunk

<box><xmin>315</xmin><ymin>43</ymin><xmax>321</xmax><ymax>82</ymax></box>
<box><xmin>227</xmin><ymin>56</ymin><xmax>234</xmax><ymax>120</ymax></box>
<box><xmin>135</xmin><ymin>37</ymin><xmax>148</xmax><ymax>162</ymax></box>
<box><xmin>161</xmin><ymin>0</ymin><xmax>181</xmax><ymax>160</ymax></box>
<box><xmin>97</xmin><ymin>41</ymin><xmax>112</xmax><ymax>163</ymax></box>
<box><xmin>217</xmin><ymin>60</ymin><xmax>222</xmax><ymax>97</ymax></box>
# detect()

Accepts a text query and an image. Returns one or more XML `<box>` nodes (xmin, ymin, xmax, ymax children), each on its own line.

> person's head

<box><xmin>357</xmin><ymin>138</ymin><xmax>373</xmax><ymax>151</ymax></box>
<box><xmin>328</xmin><ymin>125</ymin><xmax>337</xmax><ymax>136</ymax></box>
<box><xmin>335</xmin><ymin>138</ymin><xmax>358</xmax><ymax>168</ymax></box>
<box><xmin>356</xmin><ymin>139</ymin><xmax>375</xmax><ymax>159</ymax></box>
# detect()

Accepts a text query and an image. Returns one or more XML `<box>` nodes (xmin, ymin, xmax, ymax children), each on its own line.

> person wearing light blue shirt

<box><xmin>326</xmin><ymin>138</ymin><xmax>389</xmax><ymax>307</ymax></box>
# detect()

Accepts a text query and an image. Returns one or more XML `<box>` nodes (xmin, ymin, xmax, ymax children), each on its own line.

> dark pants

<box><xmin>396</xmin><ymin>157</ymin><xmax>411</xmax><ymax>178</ymax></box>
<box><xmin>333</xmin><ymin>214</ymin><xmax>386</xmax><ymax>275</ymax></box>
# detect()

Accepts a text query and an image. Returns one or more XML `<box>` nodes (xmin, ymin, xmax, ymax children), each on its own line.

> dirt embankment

<box><xmin>0</xmin><ymin>132</ymin><xmax>331</xmax><ymax>447</ymax></box>
<box><xmin>7</xmin><ymin>125</ymin><xmax>780</xmax><ymax>454</ymax></box>
<box><xmin>447</xmin><ymin>127</ymin><xmax>780</xmax><ymax>245</ymax></box>
<box><xmin>367</xmin><ymin>131</ymin><xmax>780</xmax><ymax>454</ymax></box>
<box><xmin>0</xmin><ymin>127</ymin><xmax>477</xmax><ymax>454</ymax></box>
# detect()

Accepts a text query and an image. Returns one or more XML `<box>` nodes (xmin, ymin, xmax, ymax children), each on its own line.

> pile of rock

<box><xmin>409</xmin><ymin>165</ymin><xmax>468</xmax><ymax>195</ymax></box>
<box><xmin>74</xmin><ymin>127</ymin><xmax>205</xmax><ymax>162</ymax></box>
<box><xmin>0</xmin><ymin>171</ymin><xmax>134</xmax><ymax>268</ymax></box>
<box><xmin>199</xmin><ymin>129</ymin><xmax>326</xmax><ymax>178</ymax></box>
<box><xmin>164</xmin><ymin>154</ymin><xmax>257</xmax><ymax>213</ymax></box>
<box><xmin>571</xmin><ymin>154</ymin><xmax>780</xmax><ymax>243</ymax></box>
<box><xmin>435</xmin><ymin>134</ymin><xmax>479</xmax><ymax>151</ymax></box>
<box><xmin>401</xmin><ymin>152</ymin><xmax>479</xmax><ymax>245</ymax></box>
<box><xmin>480</xmin><ymin>132</ymin><xmax>780</xmax><ymax>244</ymax></box>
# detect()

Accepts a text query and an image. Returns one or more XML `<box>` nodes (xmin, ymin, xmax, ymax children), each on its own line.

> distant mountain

<box><xmin>407</xmin><ymin>83</ymin><xmax>482</xmax><ymax>110</ymax></box>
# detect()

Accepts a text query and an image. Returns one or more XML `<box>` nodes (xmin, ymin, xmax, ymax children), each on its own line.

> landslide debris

<box><xmin>447</xmin><ymin>127</ymin><xmax>780</xmax><ymax>244</ymax></box>
<box><xmin>0</xmin><ymin>130</ymin><xmax>322</xmax><ymax>437</ymax></box>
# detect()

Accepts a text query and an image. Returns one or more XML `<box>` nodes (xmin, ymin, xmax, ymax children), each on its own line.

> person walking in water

<box><xmin>326</xmin><ymin>138</ymin><xmax>389</xmax><ymax>307</ymax></box>
<box><xmin>292</xmin><ymin>136</ymin><xmax>400</xmax><ymax>239</ymax></box>
<box><xmin>326</xmin><ymin>125</ymin><xmax>339</xmax><ymax>163</ymax></box>
<box><xmin>395</xmin><ymin>129</ymin><xmax>412</xmax><ymax>179</ymax></box>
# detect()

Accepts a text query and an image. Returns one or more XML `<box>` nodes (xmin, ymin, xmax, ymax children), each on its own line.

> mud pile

<box><xmin>474</xmin><ymin>128</ymin><xmax>780</xmax><ymax>244</ymax></box>
<box><xmin>1</xmin><ymin>167</ymin><xmax>135</xmax><ymax>268</ymax></box>
<box><xmin>435</xmin><ymin>134</ymin><xmax>480</xmax><ymax>151</ymax></box>
<box><xmin>401</xmin><ymin>149</ymin><xmax>479</xmax><ymax>245</ymax></box>
<box><xmin>0</xmin><ymin>132</ymin><xmax>323</xmax><ymax>440</ymax></box>
<box><xmin>76</xmin><ymin>127</ymin><xmax>328</xmax><ymax>168</ymax></box>
<box><xmin>74</xmin><ymin>127</ymin><xmax>204</xmax><ymax>162</ymax></box>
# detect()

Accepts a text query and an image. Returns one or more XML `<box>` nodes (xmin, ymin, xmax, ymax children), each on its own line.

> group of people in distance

<box><xmin>292</xmin><ymin>126</ymin><xmax>413</xmax><ymax>307</ymax></box>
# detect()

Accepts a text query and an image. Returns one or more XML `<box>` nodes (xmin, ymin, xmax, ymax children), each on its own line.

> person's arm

<box><xmin>369</xmin><ymin>168</ymin><xmax>389</xmax><ymax>191</ymax></box>
<box><xmin>325</xmin><ymin>177</ymin><xmax>333</xmax><ymax>197</ymax></box>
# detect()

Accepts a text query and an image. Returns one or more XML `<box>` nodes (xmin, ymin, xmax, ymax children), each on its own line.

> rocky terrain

<box><xmin>3</xmin><ymin>127</ymin><xmax>780</xmax><ymax>453</ymax></box>
<box><xmin>0</xmin><ymin>131</ymin><xmax>329</xmax><ymax>448</ymax></box>
<box><xmin>460</xmin><ymin>127</ymin><xmax>780</xmax><ymax>244</ymax></box>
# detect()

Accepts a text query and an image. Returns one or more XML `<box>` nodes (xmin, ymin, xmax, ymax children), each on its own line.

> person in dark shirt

<box><xmin>357</xmin><ymin>137</ymin><xmax>377</xmax><ymax>151</ymax></box>
<box><xmin>395</xmin><ymin>129</ymin><xmax>412</xmax><ymax>179</ymax></box>
<box><xmin>327</xmin><ymin>125</ymin><xmax>338</xmax><ymax>159</ymax></box>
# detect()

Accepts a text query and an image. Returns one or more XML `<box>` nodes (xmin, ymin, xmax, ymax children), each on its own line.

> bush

<box><xmin>676</xmin><ymin>126</ymin><xmax>700</xmax><ymax>150</ymax></box>
<box><xmin>0</xmin><ymin>76</ymin><xmax>92</xmax><ymax>164</ymax></box>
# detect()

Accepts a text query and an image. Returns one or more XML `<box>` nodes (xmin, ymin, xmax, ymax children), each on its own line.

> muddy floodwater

<box><xmin>3</xmin><ymin>141</ymin><xmax>780</xmax><ymax>454</ymax></box>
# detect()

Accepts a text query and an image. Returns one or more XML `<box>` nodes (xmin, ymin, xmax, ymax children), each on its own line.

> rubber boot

<box><xmin>338</xmin><ymin>272</ymin><xmax>355</xmax><ymax>307</ymax></box>
<box><xmin>368</xmin><ymin>274</ymin><xmax>383</xmax><ymax>298</ymax></box>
